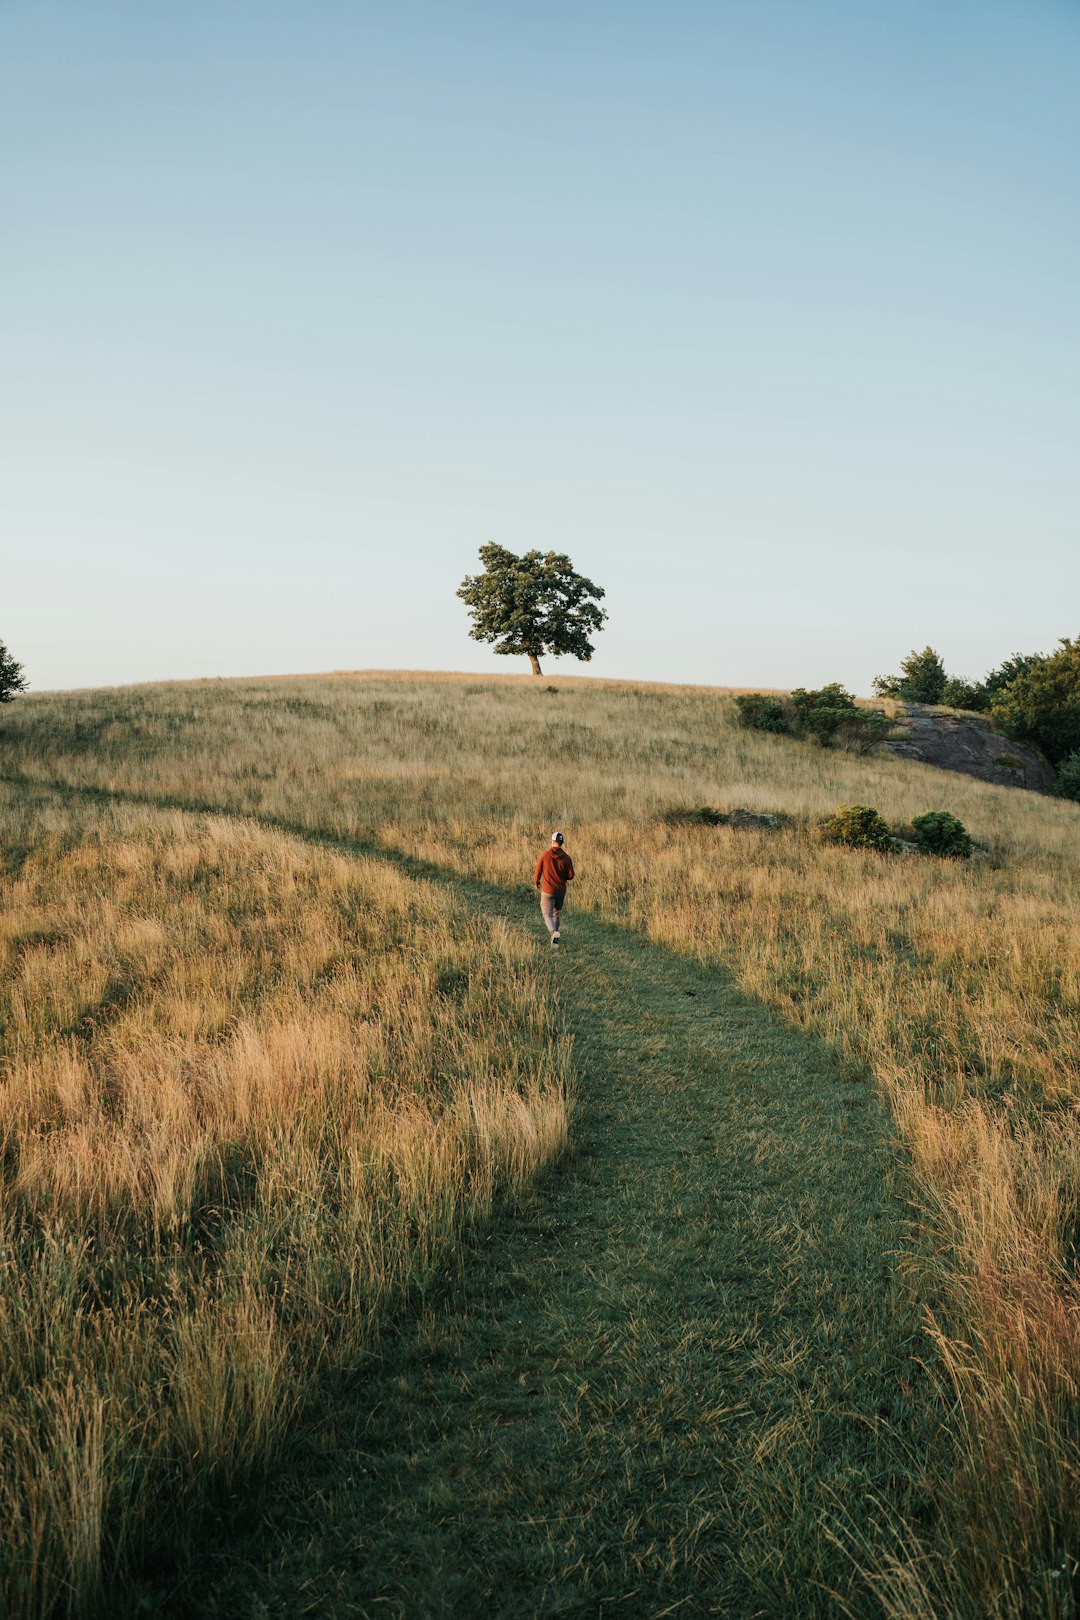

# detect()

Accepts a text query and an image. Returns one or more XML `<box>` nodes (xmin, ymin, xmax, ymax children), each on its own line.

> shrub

<box><xmin>790</xmin><ymin>683</ymin><xmax>858</xmax><ymax>745</ymax></box>
<box><xmin>735</xmin><ymin>686</ymin><xmax>890</xmax><ymax>754</ymax></box>
<box><xmin>910</xmin><ymin>810</ymin><xmax>973</xmax><ymax>859</ymax></box>
<box><xmin>733</xmin><ymin>694</ymin><xmax>790</xmax><ymax>734</ymax></box>
<box><xmin>941</xmin><ymin>677</ymin><xmax>984</xmax><ymax>711</ymax></box>
<box><xmin>821</xmin><ymin>804</ymin><xmax>893</xmax><ymax>852</ymax></box>
<box><xmin>791</xmin><ymin>685</ymin><xmax>891</xmax><ymax>753</ymax></box>
<box><xmin>828</xmin><ymin>709</ymin><xmax>894</xmax><ymax>755</ymax></box>
<box><xmin>1056</xmin><ymin>751</ymin><xmax>1080</xmax><ymax>802</ymax></box>
<box><xmin>990</xmin><ymin>635</ymin><xmax>1080</xmax><ymax>764</ymax></box>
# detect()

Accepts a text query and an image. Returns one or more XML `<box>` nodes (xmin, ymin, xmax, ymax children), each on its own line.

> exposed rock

<box><xmin>883</xmin><ymin>705</ymin><xmax>1055</xmax><ymax>794</ymax></box>
<box><xmin>662</xmin><ymin>806</ymin><xmax>788</xmax><ymax>830</ymax></box>
<box><xmin>722</xmin><ymin>808</ymin><xmax>785</xmax><ymax>830</ymax></box>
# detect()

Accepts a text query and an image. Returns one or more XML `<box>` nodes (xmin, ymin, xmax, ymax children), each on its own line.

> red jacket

<box><xmin>534</xmin><ymin>846</ymin><xmax>575</xmax><ymax>902</ymax></box>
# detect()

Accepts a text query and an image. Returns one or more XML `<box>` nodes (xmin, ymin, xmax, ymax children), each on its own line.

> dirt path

<box><xmin>181</xmin><ymin>877</ymin><xmax>930</xmax><ymax>1620</ymax></box>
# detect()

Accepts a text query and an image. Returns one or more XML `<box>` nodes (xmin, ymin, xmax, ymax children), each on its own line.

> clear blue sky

<box><xmin>3</xmin><ymin>0</ymin><xmax>1078</xmax><ymax>692</ymax></box>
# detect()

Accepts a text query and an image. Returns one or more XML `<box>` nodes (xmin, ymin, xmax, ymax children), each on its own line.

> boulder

<box><xmin>662</xmin><ymin>807</ymin><xmax>789</xmax><ymax>831</ymax></box>
<box><xmin>883</xmin><ymin>705</ymin><xmax>1055</xmax><ymax>794</ymax></box>
<box><xmin>722</xmin><ymin>808</ymin><xmax>785</xmax><ymax>830</ymax></box>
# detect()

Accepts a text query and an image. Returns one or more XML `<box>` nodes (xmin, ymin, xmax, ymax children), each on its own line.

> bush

<box><xmin>990</xmin><ymin>636</ymin><xmax>1080</xmax><ymax>765</ymax></box>
<box><xmin>830</xmin><ymin>710</ymin><xmax>894</xmax><ymax>755</ymax></box>
<box><xmin>790</xmin><ymin>683</ymin><xmax>857</xmax><ymax>745</ymax></box>
<box><xmin>791</xmin><ymin>686</ymin><xmax>891</xmax><ymax>754</ymax></box>
<box><xmin>735</xmin><ymin>687</ymin><xmax>890</xmax><ymax>754</ymax></box>
<box><xmin>1056</xmin><ymin>751</ymin><xmax>1080</xmax><ymax>802</ymax></box>
<box><xmin>910</xmin><ymin>811</ymin><xmax>973</xmax><ymax>859</ymax></box>
<box><xmin>821</xmin><ymin>804</ymin><xmax>893</xmax><ymax>852</ymax></box>
<box><xmin>941</xmin><ymin>677</ymin><xmax>984</xmax><ymax>711</ymax></box>
<box><xmin>733</xmin><ymin>694</ymin><xmax>790</xmax><ymax>734</ymax></box>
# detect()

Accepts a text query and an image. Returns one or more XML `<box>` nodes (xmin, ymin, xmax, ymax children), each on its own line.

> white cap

<box><xmin>551</xmin><ymin>830</ymin><xmax>564</xmax><ymax>845</ymax></box>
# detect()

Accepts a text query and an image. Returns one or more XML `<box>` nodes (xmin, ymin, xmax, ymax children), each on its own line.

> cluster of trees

<box><xmin>874</xmin><ymin>638</ymin><xmax>1080</xmax><ymax>796</ymax></box>
<box><xmin>871</xmin><ymin>645</ymin><xmax>1048</xmax><ymax>713</ymax></box>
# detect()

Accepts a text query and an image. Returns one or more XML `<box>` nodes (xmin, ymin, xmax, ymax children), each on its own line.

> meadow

<box><xmin>0</xmin><ymin>671</ymin><xmax>1076</xmax><ymax>1617</ymax></box>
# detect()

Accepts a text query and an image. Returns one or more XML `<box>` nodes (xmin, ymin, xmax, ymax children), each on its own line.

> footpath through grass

<box><xmin>183</xmin><ymin>876</ymin><xmax>932</xmax><ymax>1619</ymax></box>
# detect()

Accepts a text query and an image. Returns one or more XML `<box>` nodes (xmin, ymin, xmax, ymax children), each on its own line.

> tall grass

<box><xmin>2</xmin><ymin>671</ymin><xmax>1078</xmax><ymax>1614</ymax></box>
<box><xmin>0</xmin><ymin>785</ymin><xmax>570</xmax><ymax>1618</ymax></box>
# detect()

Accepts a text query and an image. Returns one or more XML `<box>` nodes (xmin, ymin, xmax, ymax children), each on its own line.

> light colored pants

<box><xmin>539</xmin><ymin>891</ymin><xmax>562</xmax><ymax>935</ymax></box>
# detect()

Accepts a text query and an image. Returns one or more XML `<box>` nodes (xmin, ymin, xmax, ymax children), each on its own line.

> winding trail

<box><xmin>183</xmin><ymin>864</ymin><xmax>929</xmax><ymax>1620</ymax></box>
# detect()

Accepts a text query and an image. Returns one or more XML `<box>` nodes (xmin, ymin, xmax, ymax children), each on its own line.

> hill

<box><xmin>1</xmin><ymin>672</ymin><xmax>1076</xmax><ymax>1618</ymax></box>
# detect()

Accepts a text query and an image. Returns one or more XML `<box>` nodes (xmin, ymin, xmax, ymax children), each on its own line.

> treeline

<box><xmin>736</xmin><ymin>636</ymin><xmax>1080</xmax><ymax>801</ymax></box>
<box><xmin>872</xmin><ymin>644</ymin><xmax>1045</xmax><ymax>715</ymax></box>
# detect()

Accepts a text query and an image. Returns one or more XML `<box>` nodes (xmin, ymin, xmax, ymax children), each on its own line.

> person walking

<box><xmin>534</xmin><ymin>831</ymin><xmax>575</xmax><ymax>947</ymax></box>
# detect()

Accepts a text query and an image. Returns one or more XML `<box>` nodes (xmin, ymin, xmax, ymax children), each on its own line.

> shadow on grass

<box><xmin>0</xmin><ymin>773</ymin><xmax>943</xmax><ymax>1619</ymax></box>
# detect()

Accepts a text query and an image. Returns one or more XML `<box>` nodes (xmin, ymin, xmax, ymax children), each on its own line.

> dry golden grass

<box><xmin>0</xmin><ymin>784</ymin><xmax>570</xmax><ymax>1618</ymax></box>
<box><xmin>2</xmin><ymin>670</ymin><xmax>1078</xmax><ymax>1613</ymax></box>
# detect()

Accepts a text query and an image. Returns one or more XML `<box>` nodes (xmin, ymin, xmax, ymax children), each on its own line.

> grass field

<box><xmin>1</xmin><ymin>671</ymin><xmax>1076</xmax><ymax>1618</ymax></box>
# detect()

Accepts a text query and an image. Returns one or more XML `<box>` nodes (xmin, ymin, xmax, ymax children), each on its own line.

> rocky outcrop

<box><xmin>883</xmin><ymin>705</ymin><xmax>1055</xmax><ymax>794</ymax></box>
<box><xmin>662</xmin><ymin>807</ymin><xmax>790</xmax><ymax>830</ymax></box>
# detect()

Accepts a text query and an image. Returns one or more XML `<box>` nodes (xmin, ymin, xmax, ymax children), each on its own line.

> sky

<box><xmin>2</xmin><ymin>0</ymin><xmax>1078</xmax><ymax>693</ymax></box>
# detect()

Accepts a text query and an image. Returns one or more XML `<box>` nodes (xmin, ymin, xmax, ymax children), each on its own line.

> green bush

<box><xmin>1056</xmin><ymin>751</ymin><xmax>1080</xmax><ymax>802</ymax></box>
<box><xmin>990</xmin><ymin>636</ymin><xmax>1080</xmax><ymax>765</ymax></box>
<box><xmin>790</xmin><ymin>683</ymin><xmax>857</xmax><ymax>745</ymax></box>
<box><xmin>941</xmin><ymin>677</ymin><xmax>984</xmax><ymax>711</ymax></box>
<box><xmin>735</xmin><ymin>686</ymin><xmax>891</xmax><ymax>754</ymax></box>
<box><xmin>790</xmin><ymin>684</ymin><xmax>891</xmax><ymax>753</ymax></box>
<box><xmin>821</xmin><ymin>804</ymin><xmax>893</xmax><ymax>852</ymax></box>
<box><xmin>733</xmin><ymin>694</ymin><xmax>790</xmax><ymax>734</ymax></box>
<box><xmin>829</xmin><ymin>709</ymin><xmax>894</xmax><ymax>755</ymax></box>
<box><xmin>910</xmin><ymin>811</ymin><xmax>973</xmax><ymax>859</ymax></box>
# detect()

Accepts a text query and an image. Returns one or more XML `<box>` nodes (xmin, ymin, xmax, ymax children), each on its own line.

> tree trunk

<box><xmin>529</xmin><ymin>653</ymin><xmax>542</xmax><ymax>676</ymax></box>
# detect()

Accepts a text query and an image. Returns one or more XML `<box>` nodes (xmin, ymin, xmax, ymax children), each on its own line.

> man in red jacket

<box><xmin>534</xmin><ymin>831</ymin><xmax>575</xmax><ymax>948</ymax></box>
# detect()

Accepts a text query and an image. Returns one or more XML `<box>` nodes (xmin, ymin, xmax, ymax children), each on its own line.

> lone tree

<box><xmin>457</xmin><ymin>544</ymin><xmax>607</xmax><ymax>676</ymax></box>
<box><xmin>0</xmin><ymin>640</ymin><xmax>27</xmax><ymax>705</ymax></box>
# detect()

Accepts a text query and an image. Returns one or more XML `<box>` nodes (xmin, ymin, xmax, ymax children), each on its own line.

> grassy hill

<box><xmin>1</xmin><ymin>672</ymin><xmax>1076</xmax><ymax>1618</ymax></box>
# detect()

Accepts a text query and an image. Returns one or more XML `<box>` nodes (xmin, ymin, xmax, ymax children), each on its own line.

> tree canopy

<box><xmin>457</xmin><ymin>544</ymin><xmax>607</xmax><ymax>675</ymax></box>
<box><xmin>872</xmin><ymin>646</ymin><xmax>947</xmax><ymax>704</ymax></box>
<box><xmin>0</xmin><ymin>640</ymin><xmax>27</xmax><ymax>705</ymax></box>
<box><xmin>990</xmin><ymin>636</ymin><xmax>1080</xmax><ymax>764</ymax></box>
